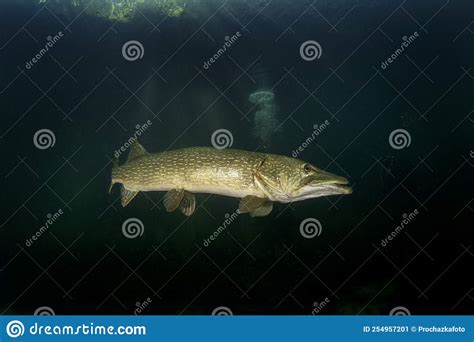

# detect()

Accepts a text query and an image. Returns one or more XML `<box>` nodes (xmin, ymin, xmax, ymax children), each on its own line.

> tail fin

<box><xmin>109</xmin><ymin>155</ymin><xmax>119</xmax><ymax>194</ymax></box>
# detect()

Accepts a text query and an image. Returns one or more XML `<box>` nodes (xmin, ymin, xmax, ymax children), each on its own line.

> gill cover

<box><xmin>253</xmin><ymin>157</ymin><xmax>288</xmax><ymax>201</ymax></box>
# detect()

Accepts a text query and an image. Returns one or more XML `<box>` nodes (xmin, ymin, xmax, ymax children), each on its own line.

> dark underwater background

<box><xmin>0</xmin><ymin>0</ymin><xmax>472</xmax><ymax>315</ymax></box>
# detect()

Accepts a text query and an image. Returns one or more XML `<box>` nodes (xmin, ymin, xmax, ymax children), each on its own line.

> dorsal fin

<box><xmin>127</xmin><ymin>140</ymin><xmax>148</xmax><ymax>162</ymax></box>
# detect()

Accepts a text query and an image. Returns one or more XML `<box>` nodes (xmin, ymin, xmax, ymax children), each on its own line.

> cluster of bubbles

<box><xmin>249</xmin><ymin>90</ymin><xmax>279</xmax><ymax>147</ymax></box>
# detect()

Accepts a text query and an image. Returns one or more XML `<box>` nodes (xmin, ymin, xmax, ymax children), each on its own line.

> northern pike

<box><xmin>110</xmin><ymin>141</ymin><xmax>352</xmax><ymax>217</ymax></box>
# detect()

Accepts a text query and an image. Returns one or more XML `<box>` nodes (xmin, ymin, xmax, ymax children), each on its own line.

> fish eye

<box><xmin>303</xmin><ymin>164</ymin><xmax>312</xmax><ymax>174</ymax></box>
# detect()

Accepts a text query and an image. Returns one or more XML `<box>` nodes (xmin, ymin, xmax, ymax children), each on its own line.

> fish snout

<box><xmin>308</xmin><ymin>170</ymin><xmax>353</xmax><ymax>195</ymax></box>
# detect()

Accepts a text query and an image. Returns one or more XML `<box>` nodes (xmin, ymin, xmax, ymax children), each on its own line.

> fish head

<box><xmin>287</xmin><ymin>159</ymin><xmax>352</xmax><ymax>201</ymax></box>
<box><xmin>259</xmin><ymin>156</ymin><xmax>352</xmax><ymax>202</ymax></box>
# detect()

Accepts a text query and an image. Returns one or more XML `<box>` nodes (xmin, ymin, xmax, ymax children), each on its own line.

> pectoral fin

<box><xmin>180</xmin><ymin>191</ymin><xmax>196</xmax><ymax>216</ymax></box>
<box><xmin>163</xmin><ymin>189</ymin><xmax>184</xmax><ymax>212</ymax></box>
<box><xmin>239</xmin><ymin>195</ymin><xmax>268</xmax><ymax>213</ymax></box>
<box><xmin>249</xmin><ymin>201</ymin><xmax>273</xmax><ymax>217</ymax></box>
<box><xmin>121</xmin><ymin>186</ymin><xmax>139</xmax><ymax>207</ymax></box>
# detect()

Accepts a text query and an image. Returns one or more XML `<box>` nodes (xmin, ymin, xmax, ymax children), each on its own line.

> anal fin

<box><xmin>180</xmin><ymin>191</ymin><xmax>196</xmax><ymax>216</ymax></box>
<box><xmin>163</xmin><ymin>189</ymin><xmax>184</xmax><ymax>212</ymax></box>
<box><xmin>121</xmin><ymin>186</ymin><xmax>139</xmax><ymax>207</ymax></box>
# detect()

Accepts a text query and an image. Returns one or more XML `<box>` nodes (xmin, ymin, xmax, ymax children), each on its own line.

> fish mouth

<box><xmin>316</xmin><ymin>180</ymin><xmax>353</xmax><ymax>194</ymax></box>
<box><xmin>302</xmin><ymin>174</ymin><xmax>353</xmax><ymax>196</ymax></box>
